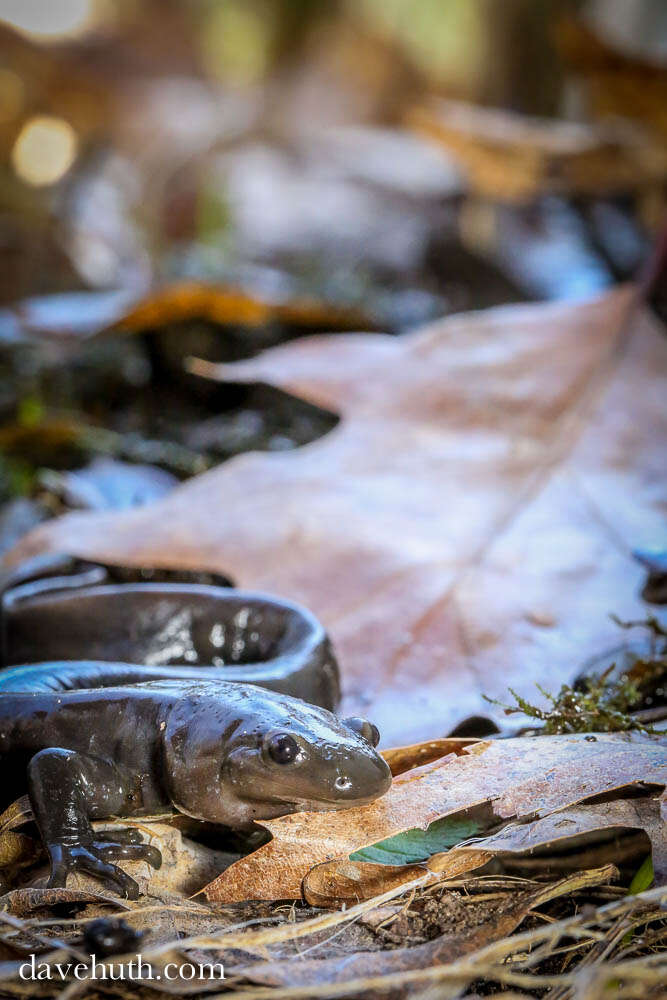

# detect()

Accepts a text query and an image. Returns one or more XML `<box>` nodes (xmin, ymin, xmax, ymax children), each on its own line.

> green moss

<box><xmin>485</xmin><ymin>616</ymin><xmax>666</xmax><ymax>736</ymax></box>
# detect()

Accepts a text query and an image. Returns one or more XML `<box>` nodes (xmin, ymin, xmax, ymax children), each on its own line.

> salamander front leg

<box><xmin>27</xmin><ymin>748</ymin><xmax>161</xmax><ymax>899</ymax></box>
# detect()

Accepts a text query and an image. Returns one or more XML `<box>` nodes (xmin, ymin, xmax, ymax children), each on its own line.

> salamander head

<box><xmin>162</xmin><ymin>682</ymin><xmax>392</xmax><ymax>827</ymax></box>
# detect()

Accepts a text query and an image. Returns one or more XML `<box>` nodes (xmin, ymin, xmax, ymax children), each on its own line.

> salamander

<box><xmin>0</xmin><ymin>573</ymin><xmax>391</xmax><ymax>898</ymax></box>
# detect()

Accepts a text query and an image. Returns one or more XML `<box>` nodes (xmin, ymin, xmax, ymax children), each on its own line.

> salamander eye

<box><xmin>343</xmin><ymin>717</ymin><xmax>381</xmax><ymax>747</ymax></box>
<box><xmin>267</xmin><ymin>733</ymin><xmax>299</xmax><ymax>765</ymax></box>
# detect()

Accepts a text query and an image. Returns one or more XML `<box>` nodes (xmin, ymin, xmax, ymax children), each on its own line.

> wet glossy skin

<box><xmin>2</xmin><ymin>577</ymin><xmax>340</xmax><ymax>710</ymax></box>
<box><xmin>0</xmin><ymin>572</ymin><xmax>391</xmax><ymax>899</ymax></box>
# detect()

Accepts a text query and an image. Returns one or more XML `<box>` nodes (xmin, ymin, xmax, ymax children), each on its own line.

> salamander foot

<box><xmin>46</xmin><ymin>831</ymin><xmax>161</xmax><ymax>899</ymax></box>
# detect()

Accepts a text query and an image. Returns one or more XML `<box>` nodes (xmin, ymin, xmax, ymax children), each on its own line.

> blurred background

<box><xmin>0</xmin><ymin>0</ymin><xmax>666</xmax><ymax>555</ymax></box>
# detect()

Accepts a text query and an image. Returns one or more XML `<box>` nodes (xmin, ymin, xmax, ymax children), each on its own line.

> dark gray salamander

<box><xmin>2</xmin><ymin>578</ymin><xmax>341</xmax><ymax>709</ymax></box>
<box><xmin>0</xmin><ymin>578</ymin><xmax>391</xmax><ymax>898</ymax></box>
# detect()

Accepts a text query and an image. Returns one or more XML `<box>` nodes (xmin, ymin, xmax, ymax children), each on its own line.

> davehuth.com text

<box><xmin>19</xmin><ymin>953</ymin><xmax>225</xmax><ymax>983</ymax></box>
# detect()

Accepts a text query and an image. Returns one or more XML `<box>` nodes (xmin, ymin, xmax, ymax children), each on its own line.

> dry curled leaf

<box><xmin>0</xmin><ymin>834</ymin><xmax>38</xmax><ymax>875</ymax></box>
<box><xmin>6</xmin><ymin>281</ymin><xmax>373</xmax><ymax>341</ymax></box>
<box><xmin>304</xmin><ymin>848</ymin><xmax>492</xmax><ymax>910</ymax></box>
<box><xmin>203</xmin><ymin>733</ymin><xmax>666</xmax><ymax>903</ymax></box>
<box><xmin>0</xmin><ymin>799</ymin><xmax>32</xmax><ymax>836</ymax></box>
<box><xmin>409</xmin><ymin>99</ymin><xmax>667</xmax><ymax>202</ymax></box>
<box><xmin>10</xmin><ymin>287</ymin><xmax>667</xmax><ymax>744</ymax></box>
<box><xmin>0</xmin><ymin>887</ymin><xmax>126</xmax><ymax>918</ymax></box>
<box><xmin>455</xmin><ymin>796</ymin><xmax>667</xmax><ymax>878</ymax></box>
<box><xmin>557</xmin><ymin>13</ymin><xmax>667</xmax><ymax>142</ymax></box>
<box><xmin>382</xmin><ymin>738</ymin><xmax>478</xmax><ymax>776</ymax></box>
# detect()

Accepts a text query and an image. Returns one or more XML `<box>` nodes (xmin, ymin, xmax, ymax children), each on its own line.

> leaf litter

<box><xmin>1</xmin><ymin>865</ymin><xmax>664</xmax><ymax>999</ymax></box>
<box><xmin>1</xmin><ymin>291</ymin><xmax>666</xmax><ymax>996</ymax></box>
<box><xmin>0</xmin><ymin>729</ymin><xmax>663</xmax><ymax>997</ymax></box>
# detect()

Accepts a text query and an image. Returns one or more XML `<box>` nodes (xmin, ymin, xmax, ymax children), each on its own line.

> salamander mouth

<box><xmin>298</xmin><ymin>793</ymin><xmax>392</xmax><ymax>816</ymax></box>
<box><xmin>241</xmin><ymin>790</ymin><xmax>385</xmax><ymax>811</ymax></box>
<box><xmin>301</xmin><ymin>793</ymin><xmax>385</xmax><ymax>810</ymax></box>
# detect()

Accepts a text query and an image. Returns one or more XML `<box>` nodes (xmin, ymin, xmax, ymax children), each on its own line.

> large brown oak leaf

<box><xmin>8</xmin><ymin>287</ymin><xmax>666</xmax><ymax>743</ymax></box>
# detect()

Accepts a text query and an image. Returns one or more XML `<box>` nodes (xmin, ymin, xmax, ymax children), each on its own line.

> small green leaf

<box><xmin>629</xmin><ymin>855</ymin><xmax>654</xmax><ymax>894</ymax></box>
<box><xmin>350</xmin><ymin>815</ymin><xmax>483</xmax><ymax>866</ymax></box>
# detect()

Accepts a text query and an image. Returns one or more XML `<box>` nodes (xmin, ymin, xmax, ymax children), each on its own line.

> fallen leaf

<box><xmin>409</xmin><ymin>100</ymin><xmax>667</xmax><ymax>202</ymax></box>
<box><xmin>382</xmin><ymin>738</ymin><xmax>478</xmax><ymax>776</ymax></box>
<box><xmin>304</xmin><ymin>850</ymin><xmax>491</xmax><ymax>910</ymax></box>
<box><xmin>0</xmin><ymin>888</ymin><xmax>127</xmax><ymax>918</ymax></box>
<box><xmin>451</xmin><ymin>797</ymin><xmax>666</xmax><ymax>874</ymax></box>
<box><xmin>9</xmin><ymin>287</ymin><xmax>667</xmax><ymax>744</ymax></box>
<box><xmin>0</xmin><ymin>798</ymin><xmax>38</xmax><ymax>891</ymax></box>
<box><xmin>203</xmin><ymin>733</ymin><xmax>666</xmax><ymax>902</ymax></box>
<box><xmin>302</xmin><ymin>860</ymin><xmax>434</xmax><ymax>908</ymax></box>
<box><xmin>6</xmin><ymin>281</ymin><xmax>373</xmax><ymax>341</ymax></box>
<box><xmin>557</xmin><ymin>14</ymin><xmax>667</xmax><ymax>142</ymax></box>
<box><xmin>0</xmin><ymin>833</ymin><xmax>38</xmax><ymax>873</ymax></box>
<box><xmin>0</xmin><ymin>798</ymin><xmax>32</xmax><ymax>835</ymax></box>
